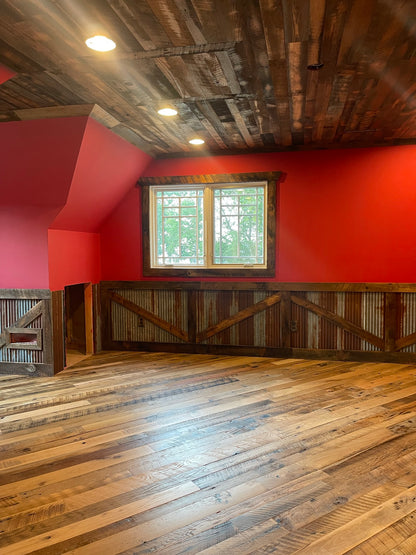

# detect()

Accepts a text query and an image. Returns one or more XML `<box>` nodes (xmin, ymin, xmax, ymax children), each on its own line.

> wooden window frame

<box><xmin>6</xmin><ymin>327</ymin><xmax>43</xmax><ymax>350</ymax></box>
<box><xmin>138</xmin><ymin>171</ymin><xmax>281</xmax><ymax>278</ymax></box>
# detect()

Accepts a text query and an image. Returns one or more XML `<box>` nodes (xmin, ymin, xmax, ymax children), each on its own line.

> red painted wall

<box><xmin>100</xmin><ymin>188</ymin><xmax>143</xmax><ymax>280</ymax></box>
<box><xmin>0</xmin><ymin>206</ymin><xmax>59</xmax><ymax>289</ymax></box>
<box><xmin>0</xmin><ymin>117</ymin><xmax>88</xmax><ymax>289</ymax></box>
<box><xmin>48</xmin><ymin>230</ymin><xmax>101</xmax><ymax>291</ymax></box>
<box><xmin>0</xmin><ymin>116</ymin><xmax>150</xmax><ymax>290</ymax></box>
<box><xmin>52</xmin><ymin>118</ymin><xmax>152</xmax><ymax>232</ymax></box>
<box><xmin>101</xmin><ymin>145</ymin><xmax>416</xmax><ymax>283</ymax></box>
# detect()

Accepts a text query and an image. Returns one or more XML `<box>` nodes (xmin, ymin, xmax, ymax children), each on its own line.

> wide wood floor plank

<box><xmin>2</xmin><ymin>351</ymin><xmax>416</xmax><ymax>553</ymax></box>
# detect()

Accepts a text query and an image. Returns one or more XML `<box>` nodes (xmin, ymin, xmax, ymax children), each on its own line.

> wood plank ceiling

<box><xmin>0</xmin><ymin>0</ymin><xmax>415</xmax><ymax>157</ymax></box>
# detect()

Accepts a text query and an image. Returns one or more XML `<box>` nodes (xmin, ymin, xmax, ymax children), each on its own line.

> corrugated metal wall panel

<box><xmin>102</xmin><ymin>285</ymin><xmax>416</xmax><ymax>360</ymax></box>
<box><xmin>111</xmin><ymin>289</ymin><xmax>188</xmax><ymax>343</ymax></box>
<box><xmin>0</xmin><ymin>299</ymin><xmax>43</xmax><ymax>363</ymax></box>
<box><xmin>361</xmin><ymin>293</ymin><xmax>384</xmax><ymax>351</ymax></box>
<box><xmin>199</xmin><ymin>291</ymin><xmax>272</xmax><ymax>346</ymax></box>
<box><xmin>400</xmin><ymin>293</ymin><xmax>416</xmax><ymax>353</ymax></box>
<box><xmin>343</xmin><ymin>292</ymin><xmax>363</xmax><ymax>351</ymax></box>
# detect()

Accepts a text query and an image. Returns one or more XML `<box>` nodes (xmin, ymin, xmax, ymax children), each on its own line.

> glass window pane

<box><xmin>151</xmin><ymin>184</ymin><xmax>265</xmax><ymax>268</ymax></box>
<box><xmin>154</xmin><ymin>188</ymin><xmax>204</xmax><ymax>266</ymax></box>
<box><xmin>213</xmin><ymin>185</ymin><xmax>265</xmax><ymax>265</ymax></box>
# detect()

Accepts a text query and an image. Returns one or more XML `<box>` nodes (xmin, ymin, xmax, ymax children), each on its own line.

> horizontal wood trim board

<box><xmin>100</xmin><ymin>282</ymin><xmax>416</xmax><ymax>293</ymax></box>
<box><xmin>108</xmin><ymin>291</ymin><xmax>189</xmax><ymax>342</ymax></box>
<box><xmin>107</xmin><ymin>341</ymin><xmax>416</xmax><ymax>363</ymax></box>
<box><xmin>0</xmin><ymin>362</ymin><xmax>53</xmax><ymax>377</ymax></box>
<box><xmin>137</xmin><ymin>171</ymin><xmax>282</xmax><ymax>186</ymax></box>
<box><xmin>290</xmin><ymin>294</ymin><xmax>385</xmax><ymax>350</ymax></box>
<box><xmin>0</xmin><ymin>289</ymin><xmax>51</xmax><ymax>299</ymax></box>
<box><xmin>196</xmin><ymin>292</ymin><xmax>282</xmax><ymax>343</ymax></box>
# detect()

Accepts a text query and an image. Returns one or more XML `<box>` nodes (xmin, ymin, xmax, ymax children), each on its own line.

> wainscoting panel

<box><xmin>0</xmin><ymin>289</ymin><xmax>54</xmax><ymax>376</ymax></box>
<box><xmin>100</xmin><ymin>282</ymin><xmax>416</xmax><ymax>363</ymax></box>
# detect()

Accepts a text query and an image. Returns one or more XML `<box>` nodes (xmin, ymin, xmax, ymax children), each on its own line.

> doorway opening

<box><xmin>64</xmin><ymin>283</ymin><xmax>94</xmax><ymax>368</ymax></box>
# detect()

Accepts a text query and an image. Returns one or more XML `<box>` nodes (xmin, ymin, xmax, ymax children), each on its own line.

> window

<box><xmin>139</xmin><ymin>171</ymin><xmax>280</xmax><ymax>278</ymax></box>
<box><xmin>150</xmin><ymin>183</ymin><xmax>266</xmax><ymax>268</ymax></box>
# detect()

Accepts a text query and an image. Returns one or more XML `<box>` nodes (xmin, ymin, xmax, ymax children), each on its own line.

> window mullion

<box><xmin>205</xmin><ymin>187</ymin><xmax>213</xmax><ymax>268</ymax></box>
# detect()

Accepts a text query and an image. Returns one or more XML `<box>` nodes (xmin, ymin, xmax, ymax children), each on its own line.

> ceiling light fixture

<box><xmin>157</xmin><ymin>107</ymin><xmax>178</xmax><ymax>116</ymax></box>
<box><xmin>85</xmin><ymin>35</ymin><xmax>116</xmax><ymax>52</ymax></box>
<box><xmin>189</xmin><ymin>138</ymin><xmax>205</xmax><ymax>145</ymax></box>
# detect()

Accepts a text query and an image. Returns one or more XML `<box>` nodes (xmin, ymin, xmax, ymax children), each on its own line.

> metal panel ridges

<box><xmin>0</xmin><ymin>299</ymin><xmax>43</xmax><ymax>363</ymax></box>
<box><xmin>112</xmin><ymin>289</ymin><xmax>188</xmax><ymax>343</ymax></box>
<box><xmin>400</xmin><ymin>293</ymin><xmax>416</xmax><ymax>353</ymax></box>
<box><xmin>198</xmin><ymin>290</ymin><xmax>271</xmax><ymax>346</ymax></box>
<box><xmin>361</xmin><ymin>293</ymin><xmax>384</xmax><ymax>351</ymax></box>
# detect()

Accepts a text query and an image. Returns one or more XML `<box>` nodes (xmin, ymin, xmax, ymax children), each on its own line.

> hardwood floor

<box><xmin>2</xmin><ymin>352</ymin><xmax>416</xmax><ymax>554</ymax></box>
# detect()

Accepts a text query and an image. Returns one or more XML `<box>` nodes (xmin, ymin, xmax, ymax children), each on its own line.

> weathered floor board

<box><xmin>1</xmin><ymin>351</ymin><xmax>416</xmax><ymax>554</ymax></box>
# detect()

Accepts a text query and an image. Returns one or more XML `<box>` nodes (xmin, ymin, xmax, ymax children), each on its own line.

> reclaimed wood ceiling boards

<box><xmin>0</xmin><ymin>0</ymin><xmax>415</xmax><ymax>157</ymax></box>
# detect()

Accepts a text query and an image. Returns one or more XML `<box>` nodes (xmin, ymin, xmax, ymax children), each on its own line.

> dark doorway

<box><xmin>64</xmin><ymin>283</ymin><xmax>94</xmax><ymax>367</ymax></box>
<box><xmin>65</xmin><ymin>283</ymin><xmax>86</xmax><ymax>354</ymax></box>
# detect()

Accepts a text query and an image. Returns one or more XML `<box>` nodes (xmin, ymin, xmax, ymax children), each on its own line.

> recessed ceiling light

<box><xmin>85</xmin><ymin>35</ymin><xmax>116</xmax><ymax>52</ymax></box>
<box><xmin>157</xmin><ymin>107</ymin><xmax>178</xmax><ymax>116</ymax></box>
<box><xmin>189</xmin><ymin>138</ymin><xmax>205</xmax><ymax>145</ymax></box>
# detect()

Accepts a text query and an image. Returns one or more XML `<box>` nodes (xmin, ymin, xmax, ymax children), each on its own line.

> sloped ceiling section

<box><xmin>51</xmin><ymin>115</ymin><xmax>152</xmax><ymax>232</ymax></box>
<box><xmin>0</xmin><ymin>115</ymin><xmax>88</xmax><ymax>207</ymax></box>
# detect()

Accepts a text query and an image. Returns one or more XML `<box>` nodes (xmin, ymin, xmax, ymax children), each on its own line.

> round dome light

<box><xmin>189</xmin><ymin>138</ymin><xmax>205</xmax><ymax>145</ymax></box>
<box><xmin>85</xmin><ymin>35</ymin><xmax>116</xmax><ymax>52</ymax></box>
<box><xmin>157</xmin><ymin>107</ymin><xmax>178</xmax><ymax>116</ymax></box>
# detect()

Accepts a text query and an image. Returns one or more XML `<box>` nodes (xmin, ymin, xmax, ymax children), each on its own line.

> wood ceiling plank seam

<box><xmin>311</xmin><ymin>0</ymin><xmax>350</xmax><ymax>143</ymax></box>
<box><xmin>147</xmin><ymin>0</ymin><xmax>197</xmax><ymax>47</ymax></box>
<box><xmin>308</xmin><ymin>0</ymin><xmax>326</xmax><ymax>66</ymax></box>
<box><xmin>282</xmin><ymin>0</ymin><xmax>311</xmax><ymax>43</ymax></box>
<box><xmin>12</xmin><ymin>72</ymin><xmax>85</xmax><ymax>108</ymax></box>
<box><xmin>280</xmin><ymin>0</ymin><xmax>308</xmax><ymax>141</ymax></box>
<box><xmin>192</xmin><ymin>52</ymin><xmax>233</xmax><ymax>95</ymax></box>
<box><xmin>190</xmin><ymin>101</ymin><xmax>229</xmax><ymax>149</ymax></box>
<box><xmin>154</xmin><ymin>56</ymin><xmax>205</xmax><ymax>99</ymax></box>
<box><xmin>79</xmin><ymin>42</ymin><xmax>239</xmax><ymax>62</ymax></box>
<box><xmin>197</xmin><ymin>98</ymin><xmax>248</xmax><ymax>149</ymax></box>
<box><xmin>240</xmin><ymin>1</ymin><xmax>278</xmax><ymax>106</ymax></box>
<box><xmin>0</xmin><ymin>24</ymin><xmax>52</xmax><ymax>73</ymax></box>
<box><xmin>0</xmin><ymin>36</ymin><xmax>44</xmax><ymax>75</ymax></box>
<box><xmin>247</xmin><ymin>98</ymin><xmax>275</xmax><ymax>141</ymax></box>
<box><xmin>287</xmin><ymin>40</ymin><xmax>308</xmax><ymax>144</ymax></box>
<box><xmin>108</xmin><ymin>124</ymin><xmax>160</xmax><ymax>155</ymax></box>
<box><xmin>336</xmin><ymin>0</ymin><xmax>376</xmax><ymax>67</ymax></box>
<box><xmin>333</xmin><ymin>74</ymin><xmax>369</xmax><ymax>142</ymax></box>
<box><xmin>226</xmin><ymin>98</ymin><xmax>263</xmax><ymax>148</ymax></box>
<box><xmin>215</xmin><ymin>51</ymin><xmax>241</xmax><ymax>95</ymax></box>
<box><xmin>119</xmin><ymin>118</ymin><xmax>183</xmax><ymax>153</ymax></box>
<box><xmin>109</xmin><ymin>0</ymin><xmax>170</xmax><ymax>50</ymax></box>
<box><xmin>0</xmin><ymin>79</ymin><xmax>52</xmax><ymax>110</ymax></box>
<box><xmin>320</xmin><ymin>71</ymin><xmax>355</xmax><ymax>143</ymax></box>
<box><xmin>300</xmin><ymin>0</ymin><xmax>325</xmax><ymax>144</ymax></box>
<box><xmin>124</xmin><ymin>104</ymin><xmax>194</xmax><ymax>149</ymax></box>
<box><xmin>190</xmin><ymin>0</ymin><xmax>237</xmax><ymax>43</ymax></box>
<box><xmin>0</xmin><ymin>87</ymin><xmax>39</xmax><ymax>112</ymax></box>
<box><xmin>52</xmin><ymin>66</ymin><xmax>157</xmax><ymax>130</ymax></box>
<box><xmin>173</xmin><ymin>0</ymin><xmax>208</xmax><ymax>45</ymax></box>
<box><xmin>259</xmin><ymin>0</ymin><xmax>291</xmax><ymax>145</ymax></box>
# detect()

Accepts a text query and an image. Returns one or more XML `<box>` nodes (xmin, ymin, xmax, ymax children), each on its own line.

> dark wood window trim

<box><xmin>137</xmin><ymin>171</ymin><xmax>281</xmax><ymax>278</ymax></box>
